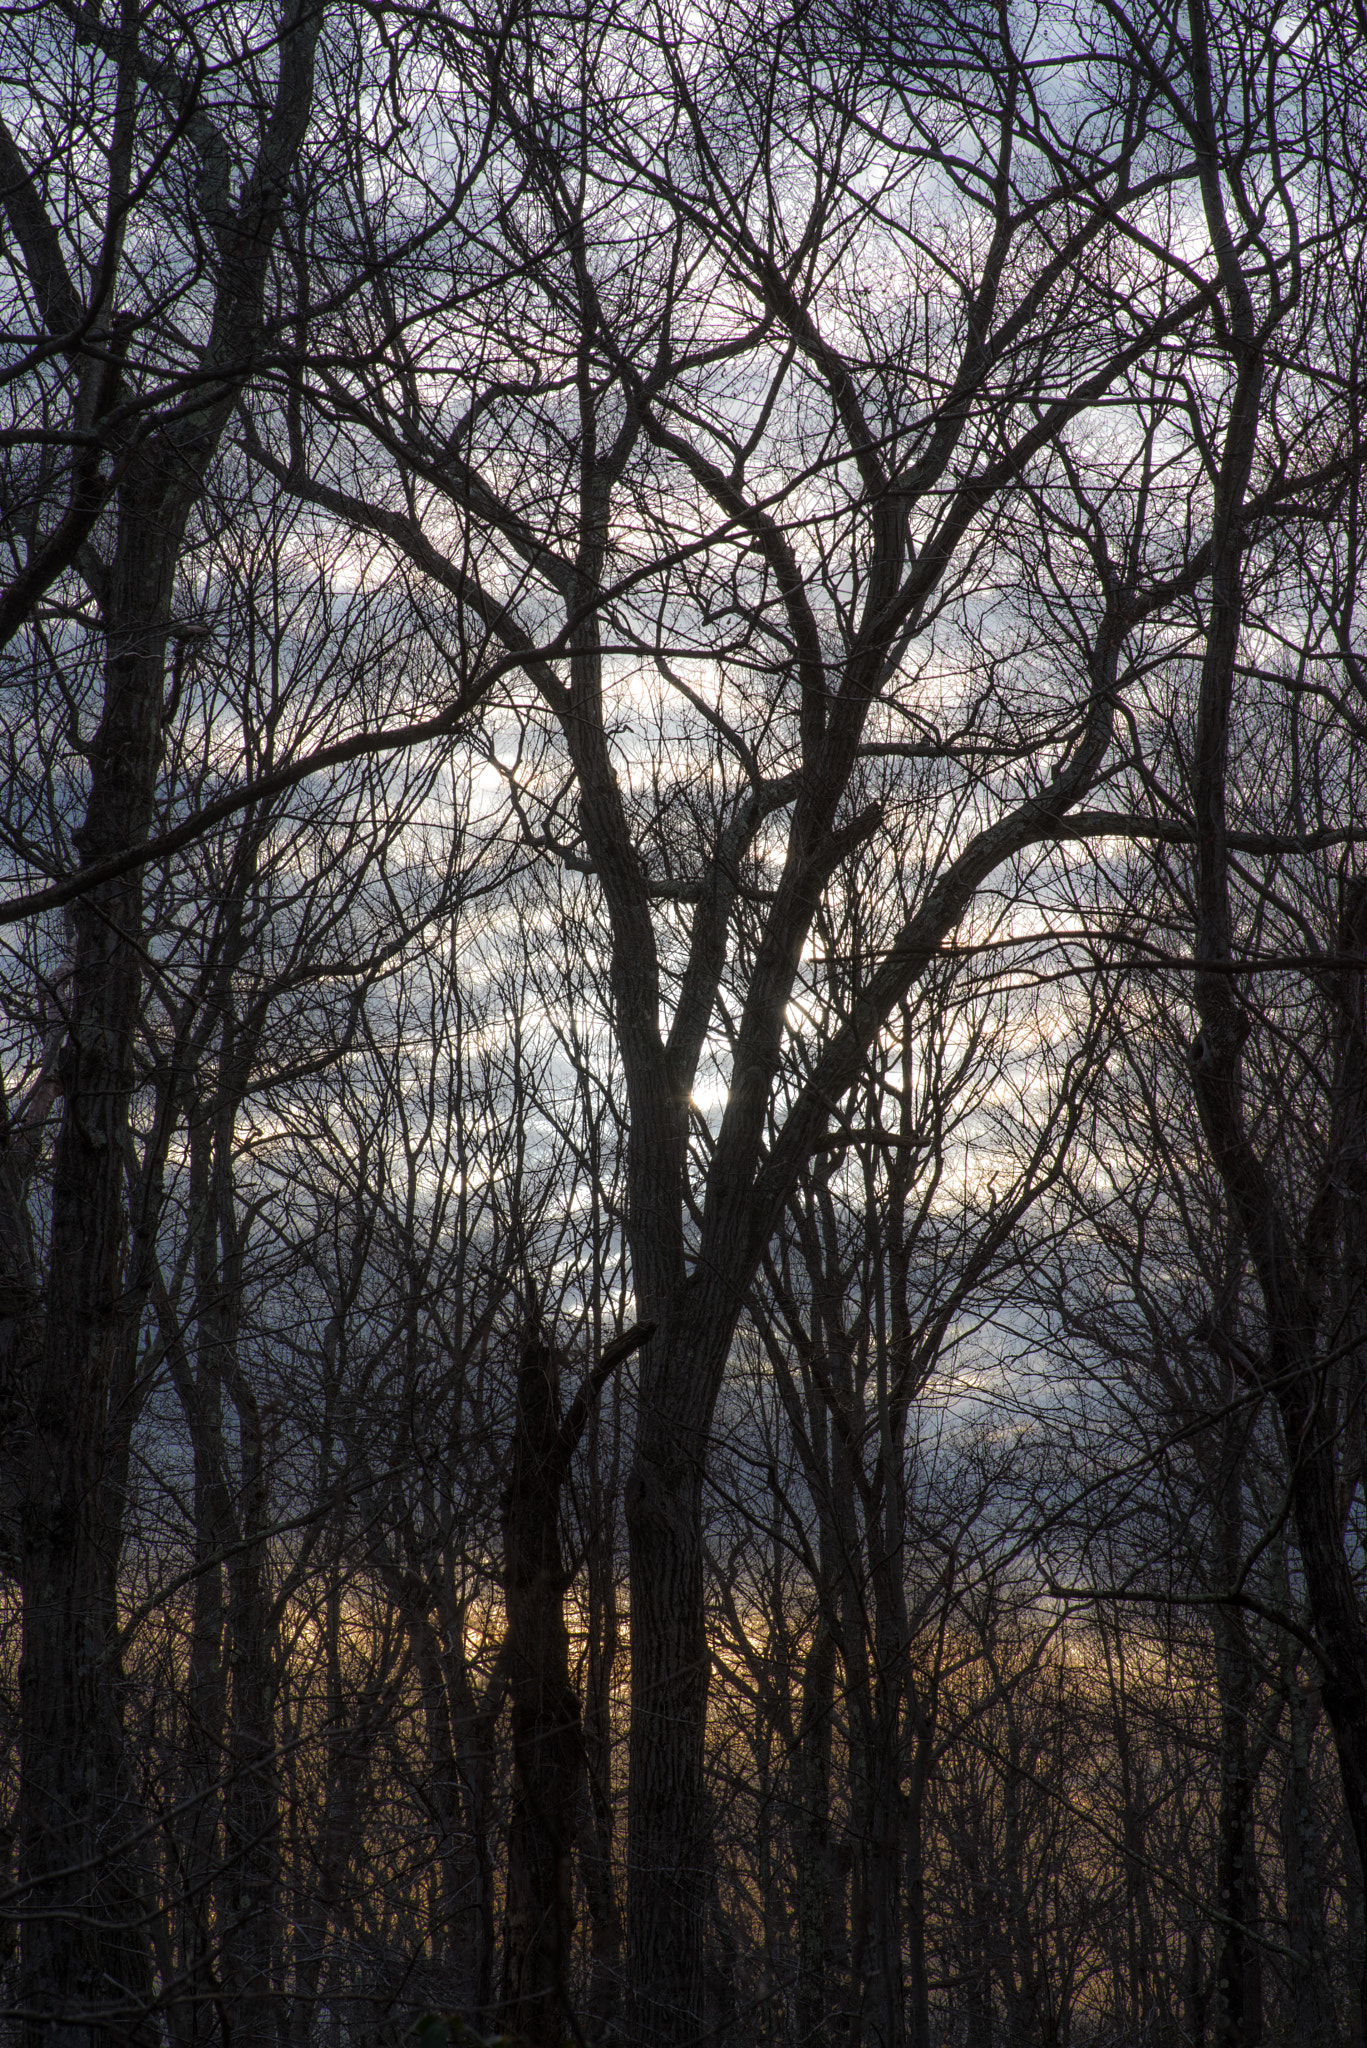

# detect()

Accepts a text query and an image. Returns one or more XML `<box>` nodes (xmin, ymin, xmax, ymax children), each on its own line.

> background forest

<box><xmin>2</xmin><ymin>0</ymin><xmax>1367</xmax><ymax>2043</ymax></box>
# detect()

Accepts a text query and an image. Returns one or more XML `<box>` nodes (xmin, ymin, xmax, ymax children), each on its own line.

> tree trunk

<box><xmin>18</xmin><ymin>469</ymin><xmax>190</xmax><ymax>2047</ymax></box>
<box><xmin>506</xmin><ymin>1324</ymin><xmax>649</xmax><ymax>2047</ymax></box>
<box><xmin>1279</xmin><ymin>1397</ymin><xmax>1367</xmax><ymax>2031</ymax></box>
<box><xmin>184</xmin><ymin>1118</ymin><xmax>229</xmax><ymax>2039</ymax></box>
<box><xmin>219</xmin><ymin>1365</ymin><xmax>280</xmax><ymax>2048</ymax></box>
<box><xmin>623</xmin><ymin>1442</ymin><xmax>710</xmax><ymax>2047</ymax></box>
<box><xmin>1211</xmin><ymin>1610</ymin><xmax>1259</xmax><ymax>2048</ymax></box>
<box><xmin>1183</xmin><ymin>35</ymin><xmax>1367</xmax><ymax>2016</ymax></box>
<box><xmin>504</xmin><ymin>1336</ymin><xmax>585</xmax><ymax>2048</ymax></box>
<box><xmin>581</xmin><ymin>1463</ymin><xmax>624</xmax><ymax>2041</ymax></box>
<box><xmin>1281</xmin><ymin>1676</ymin><xmax>1331</xmax><ymax>2048</ymax></box>
<box><xmin>623</xmin><ymin>1306</ymin><xmax>717</xmax><ymax>2048</ymax></box>
<box><xmin>10</xmin><ymin>10</ymin><xmax>319</xmax><ymax>2032</ymax></box>
<box><xmin>904</xmin><ymin>1709</ymin><xmax>933</xmax><ymax>2048</ymax></box>
<box><xmin>860</xmin><ymin>1720</ymin><xmax>905</xmax><ymax>2048</ymax></box>
<box><xmin>405</xmin><ymin>1602</ymin><xmax>498</xmax><ymax>2024</ymax></box>
<box><xmin>795</xmin><ymin>1622</ymin><xmax>836</xmax><ymax>2048</ymax></box>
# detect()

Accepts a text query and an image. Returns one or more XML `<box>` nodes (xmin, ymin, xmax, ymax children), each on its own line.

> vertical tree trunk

<box><xmin>1211</xmin><ymin>1611</ymin><xmax>1259</xmax><ymax>2048</ymax></box>
<box><xmin>1098</xmin><ymin>1616</ymin><xmax>1153</xmax><ymax>2039</ymax></box>
<box><xmin>405</xmin><ymin>1603</ymin><xmax>498</xmax><ymax>2024</ymax></box>
<box><xmin>19</xmin><ymin>473</ymin><xmax>190</xmax><ymax>2048</ymax></box>
<box><xmin>1281</xmin><ymin>1677</ymin><xmax>1330</xmax><ymax>2048</ymax></box>
<box><xmin>286</xmin><ymin>1573</ymin><xmax>362</xmax><ymax>2048</ymax></box>
<box><xmin>624</xmin><ymin>1319</ymin><xmax>715</xmax><ymax>2048</ymax></box>
<box><xmin>1280</xmin><ymin>1409</ymin><xmax>1367</xmax><ymax>2031</ymax></box>
<box><xmin>795</xmin><ymin>1621</ymin><xmax>836</xmax><ymax>2048</ymax></box>
<box><xmin>581</xmin><ymin>1469</ymin><xmax>624</xmax><ymax>2041</ymax></box>
<box><xmin>904</xmin><ymin>1707</ymin><xmax>934</xmax><ymax>2048</ymax></box>
<box><xmin>860</xmin><ymin>1721</ymin><xmax>905</xmax><ymax>2048</ymax></box>
<box><xmin>504</xmin><ymin>1335</ymin><xmax>584</xmax><ymax>2048</ymax></box>
<box><xmin>1186</xmin><ymin>1919</ymin><xmax>1208</xmax><ymax>2048</ymax></box>
<box><xmin>1180</xmin><ymin>2</ymin><xmax>1367</xmax><ymax>2018</ymax></box>
<box><xmin>185</xmin><ymin>1119</ymin><xmax>228</xmax><ymax>2039</ymax></box>
<box><xmin>10</xmin><ymin>12</ymin><xmax>319</xmax><ymax>2033</ymax></box>
<box><xmin>507</xmin><ymin>1324</ymin><xmax>650</xmax><ymax>2048</ymax></box>
<box><xmin>220</xmin><ymin>1365</ymin><xmax>280</xmax><ymax>2048</ymax></box>
<box><xmin>965</xmin><ymin>1909</ymin><xmax>993</xmax><ymax>2048</ymax></box>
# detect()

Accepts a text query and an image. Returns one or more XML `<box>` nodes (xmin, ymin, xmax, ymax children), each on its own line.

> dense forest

<box><xmin>2</xmin><ymin>0</ymin><xmax>1366</xmax><ymax>2042</ymax></box>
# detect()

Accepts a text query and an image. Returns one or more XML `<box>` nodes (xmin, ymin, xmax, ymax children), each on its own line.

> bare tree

<box><xmin>1</xmin><ymin>0</ymin><xmax>1365</xmax><ymax>2040</ymax></box>
<box><xmin>0</xmin><ymin>5</ymin><xmax>331</xmax><ymax>2032</ymax></box>
<box><xmin>249</xmin><ymin>0</ymin><xmax>1359</xmax><ymax>2024</ymax></box>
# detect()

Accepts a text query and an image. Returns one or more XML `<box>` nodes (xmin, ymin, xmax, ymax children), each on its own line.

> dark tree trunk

<box><xmin>185</xmin><ymin>1121</ymin><xmax>228</xmax><ymax>2040</ymax></box>
<box><xmin>1183</xmin><ymin>14</ymin><xmax>1367</xmax><ymax>2022</ymax></box>
<box><xmin>1187</xmin><ymin>1921</ymin><xmax>1208</xmax><ymax>2048</ymax></box>
<box><xmin>623</xmin><ymin>1454</ymin><xmax>710</xmax><ymax>2045</ymax></box>
<box><xmin>505</xmin><ymin>1324</ymin><xmax>650</xmax><ymax>2048</ymax></box>
<box><xmin>795</xmin><ymin>1621</ymin><xmax>836</xmax><ymax>2048</ymax></box>
<box><xmin>1211</xmin><ymin>1612</ymin><xmax>1259</xmax><ymax>2048</ymax></box>
<box><xmin>8</xmin><ymin>11</ymin><xmax>319</xmax><ymax>2035</ymax></box>
<box><xmin>405</xmin><ymin>1601</ymin><xmax>499</xmax><ymax>2025</ymax></box>
<box><xmin>853</xmin><ymin>1673</ymin><xmax>905</xmax><ymax>2048</ymax></box>
<box><xmin>504</xmin><ymin>1335</ymin><xmax>584</xmax><ymax>2048</ymax></box>
<box><xmin>582</xmin><ymin>1442</ymin><xmax>624</xmax><ymax>2041</ymax></box>
<box><xmin>18</xmin><ymin>472</ymin><xmax>191</xmax><ymax>2048</ymax></box>
<box><xmin>1195</xmin><ymin>721</ymin><xmax>1367</xmax><ymax>2045</ymax></box>
<box><xmin>220</xmin><ymin>1368</ymin><xmax>280</xmax><ymax>2048</ymax></box>
<box><xmin>904</xmin><ymin>1709</ymin><xmax>934</xmax><ymax>2048</ymax></box>
<box><xmin>1281</xmin><ymin>1678</ymin><xmax>1331</xmax><ymax>2048</ymax></box>
<box><xmin>1279</xmin><ymin>1390</ymin><xmax>1367</xmax><ymax>2032</ymax></box>
<box><xmin>624</xmin><ymin>1313</ymin><xmax>718</xmax><ymax>2048</ymax></box>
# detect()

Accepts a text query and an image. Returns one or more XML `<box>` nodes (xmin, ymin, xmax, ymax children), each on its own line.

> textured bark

<box><xmin>857</xmin><ymin>1717</ymin><xmax>905</xmax><ymax>2048</ymax></box>
<box><xmin>1000</xmin><ymin>1695</ymin><xmax>1040</xmax><ymax>2048</ymax></box>
<box><xmin>1278</xmin><ymin>1395</ymin><xmax>1367</xmax><ymax>2034</ymax></box>
<box><xmin>0</xmin><ymin>1014</ymin><xmax>60</xmax><ymax>1556</ymax></box>
<box><xmin>1187</xmin><ymin>1922</ymin><xmax>1209</xmax><ymax>2048</ymax></box>
<box><xmin>848</xmin><ymin>1519</ymin><xmax>908</xmax><ymax>2048</ymax></box>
